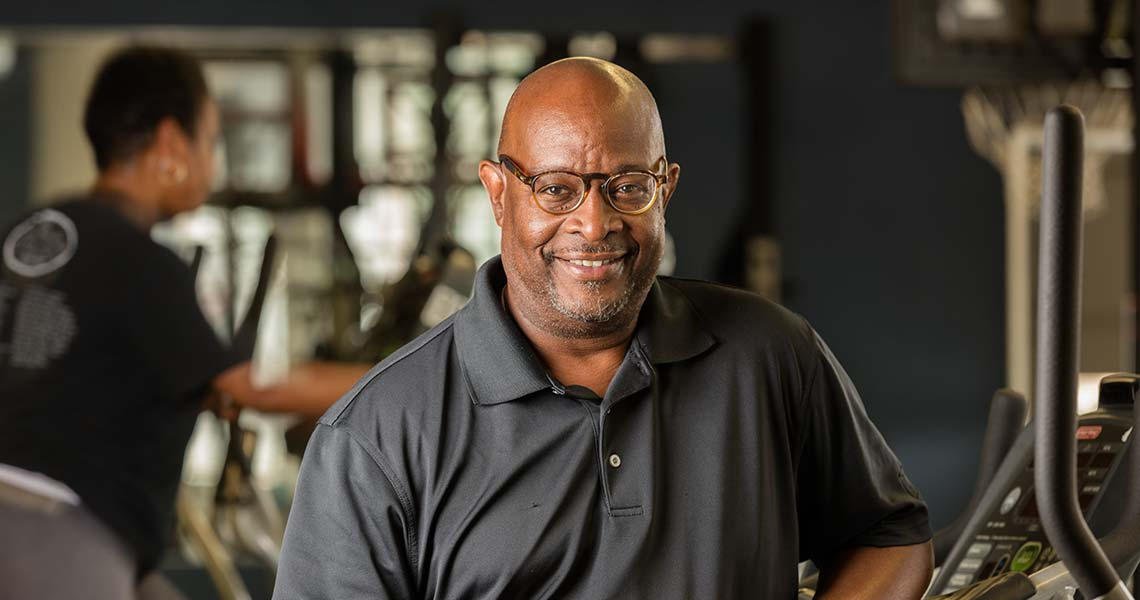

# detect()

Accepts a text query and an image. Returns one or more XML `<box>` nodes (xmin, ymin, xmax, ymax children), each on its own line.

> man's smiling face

<box><xmin>483</xmin><ymin>58</ymin><xmax>680</xmax><ymax>339</ymax></box>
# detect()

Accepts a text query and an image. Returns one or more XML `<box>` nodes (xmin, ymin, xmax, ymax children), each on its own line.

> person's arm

<box><xmin>273</xmin><ymin>422</ymin><xmax>418</xmax><ymax>599</ymax></box>
<box><xmin>816</xmin><ymin>543</ymin><xmax>933</xmax><ymax>599</ymax></box>
<box><xmin>120</xmin><ymin>240</ymin><xmax>368</xmax><ymax>420</ymax></box>
<box><xmin>121</xmin><ymin>243</ymin><xmax>240</xmax><ymax>404</ymax></box>
<box><xmin>213</xmin><ymin>361</ymin><xmax>372</xmax><ymax>419</ymax></box>
<box><xmin>794</xmin><ymin>322</ymin><xmax>933</xmax><ymax>596</ymax></box>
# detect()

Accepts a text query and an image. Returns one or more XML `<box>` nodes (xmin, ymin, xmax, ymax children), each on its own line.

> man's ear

<box><xmin>150</xmin><ymin>117</ymin><xmax>191</xmax><ymax>184</ymax></box>
<box><xmin>478</xmin><ymin>159</ymin><xmax>507</xmax><ymax>227</ymax></box>
<box><xmin>660</xmin><ymin>162</ymin><xmax>681</xmax><ymax>212</ymax></box>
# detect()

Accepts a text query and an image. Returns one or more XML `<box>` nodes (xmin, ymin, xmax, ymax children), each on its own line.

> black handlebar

<box><xmin>1033</xmin><ymin>105</ymin><xmax>1124</xmax><ymax>599</ymax></box>
<box><xmin>189</xmin><ymin>245</ymin><xmax>205</xmax><ymax>281</ymax></box>
<box><xmin>231</xmin><ymin>235</ymin><xmax>278</xmax><ymax>362</ymax></box>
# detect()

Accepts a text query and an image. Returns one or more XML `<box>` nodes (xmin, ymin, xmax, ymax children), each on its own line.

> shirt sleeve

<box><xmin>794</xmin><ymin>327</ymin><xmax>932</xmax><ymax>563</ymax></box>
<box><xmin>119</xmin><ymin>243</ymin><xmax>237</xmax><ymax>403</ymax></box>
<box><xmin>274</xmin><ymin>423</ymin><xmax>418</xmax><ymax>599</ymax></box>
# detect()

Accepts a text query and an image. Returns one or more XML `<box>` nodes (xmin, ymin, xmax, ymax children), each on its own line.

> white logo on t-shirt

<box><xmin>2</xmin><ymin>209</ymin><xmax>78</xmax><ymax>278</ymax></box>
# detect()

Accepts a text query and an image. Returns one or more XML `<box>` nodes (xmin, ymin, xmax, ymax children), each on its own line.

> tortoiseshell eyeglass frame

<box><xmin>496</xmin><ymin>154</ymin><xmax>669</xmax><ymax>216</ymax></box>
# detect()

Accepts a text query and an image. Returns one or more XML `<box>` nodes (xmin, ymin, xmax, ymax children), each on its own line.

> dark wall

<box><xmin>0</xmin><ymin>47</ymin><xmax>29</xmax><ymax>228</ymax></box>
<box><xmin>770</xmin><ymin>6</ymin><xmax>1005</xmax><ymax>532</ymax></box>
<box><xmin>1</xmin><ymin>1</ymin><xmax>1006</xmax><ymax>530</ymax></box>
<box><xmin>647</xmin><ymin>60</ymin><xmax>744</xmax><ymax>279</ymax></box>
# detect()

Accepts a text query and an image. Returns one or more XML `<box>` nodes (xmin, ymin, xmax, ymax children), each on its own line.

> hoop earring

<box><xmin>170</xmin><ymin>163</ymin><xmax>187</xmax><ymax>185</ymax></box>
<box><xmin>159</xmin><ymin>160</ymin><xmax>188</xmax><ymax>186</ymax></box>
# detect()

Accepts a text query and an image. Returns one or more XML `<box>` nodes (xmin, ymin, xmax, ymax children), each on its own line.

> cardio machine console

<box><xmin>934</xmin><ymin>411</ymin><xmax>1133</xmax><ymax>595</ymax></box>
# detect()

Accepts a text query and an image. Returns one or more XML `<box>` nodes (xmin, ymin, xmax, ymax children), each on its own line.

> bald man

<box><xmin>274</xmin><ymin>58</ymin><xmax>933</xmax><ymax>599</ymax></box>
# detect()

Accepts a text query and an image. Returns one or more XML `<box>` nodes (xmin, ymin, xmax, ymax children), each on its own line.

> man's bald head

<box><xmin>498</xmin><ymin>57</ymin><xmax>666</xmax><ymax>162</ymax></box>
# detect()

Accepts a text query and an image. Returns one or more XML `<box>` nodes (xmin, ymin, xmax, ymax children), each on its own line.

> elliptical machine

<box><xmin>924</xmin><ymin>106</ymin><xmax>1140</xmax><ymax>599</ymax></box>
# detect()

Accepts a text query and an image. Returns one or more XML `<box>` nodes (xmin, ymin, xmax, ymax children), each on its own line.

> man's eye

<box><xmin>539</xmin><ymin>185</ymin><xmax>569</xmax><ymax>196</ymax></box>
<box><xmin>615</xmin><ymin>184</ymin><xmax>647</xmax><ymax>195</ymax></box>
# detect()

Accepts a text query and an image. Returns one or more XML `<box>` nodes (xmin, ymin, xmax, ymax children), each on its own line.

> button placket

<box><xmin>598</xmin><ymin>346</ymin><xmax>656</xmax><ymax>516</ymax></box>
<box><xmin>599</xmin><ymin>397</ymin><xmax>656</xmax><ymax>516</ymax></box>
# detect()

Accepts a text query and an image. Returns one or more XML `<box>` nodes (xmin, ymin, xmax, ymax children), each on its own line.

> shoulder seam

<box><xmin>325</xmin><ymin>423</ymin><xmax>421</xmax><ymax>577</ymax></box>
<box><xmin>793</xmin><ymin>315</ymin><xmax>825</xmax><ymax>463</ymax></box>
<box><xmin>325</xmin><ymin>319</ymin><xmax>456</xmax><ymax>424</ymax></box>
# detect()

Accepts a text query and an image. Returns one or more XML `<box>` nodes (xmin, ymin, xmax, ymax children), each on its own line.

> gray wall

<box><xmin>0</xmin><ymin>1</ymin><xmax>1007</xmax><ymax>530</ymax></box>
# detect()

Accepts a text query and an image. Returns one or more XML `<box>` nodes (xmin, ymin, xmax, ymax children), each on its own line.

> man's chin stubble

<box><xmin>541</xmin><ymin>279</ymin><xmax>641</xmax><ymax>339</ymax></box>
<box><xmin>515</xmin><ymin>251</ymin><xmax>659</xmax><ymax>339</ymax></box>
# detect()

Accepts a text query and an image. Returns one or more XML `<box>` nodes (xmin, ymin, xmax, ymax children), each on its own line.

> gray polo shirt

<box><xmin>274</xmin><ymin>256</ymin><xmax>930</xmax><ymax>599</ymax></box>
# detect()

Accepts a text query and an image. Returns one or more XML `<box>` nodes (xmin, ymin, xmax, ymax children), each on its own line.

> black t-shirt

<box><xmin>274</xmin><ymin>256</ymin><xmax>930</xmax><ymax>599</ymax></box>
<box><xmin>0</xmin><ymin>198</ymin><xmax>237</xmax><ymax>574</ymax></box>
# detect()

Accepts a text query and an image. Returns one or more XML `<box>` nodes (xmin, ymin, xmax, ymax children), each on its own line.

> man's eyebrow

<box><xmin>613</xmin><ymin>163</ymin><xmax>650</xmax><ymax>172</ymax></box>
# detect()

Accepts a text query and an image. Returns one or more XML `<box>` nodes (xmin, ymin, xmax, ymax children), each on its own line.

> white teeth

<box><xmin>568</xmin><ymin>259</ymin><xmax>610</xmax><ymax>267</ymax></box>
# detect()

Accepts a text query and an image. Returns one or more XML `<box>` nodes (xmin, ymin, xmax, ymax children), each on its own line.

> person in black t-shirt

<box><xmin>0</xmin><ymin>46</ymin><xmax>366</xmax><ymax>599</ymax></box>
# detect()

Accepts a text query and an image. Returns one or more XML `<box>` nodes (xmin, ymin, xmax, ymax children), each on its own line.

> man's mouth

<box><xmin>553</xmin><ymin>252</ymin><xmax>629</xmax><ymax>280</ymax></box>
<box><xmin>565</xmin><ymin>257</ymin><xmax>623</xmax><ymax>267</ymax></box>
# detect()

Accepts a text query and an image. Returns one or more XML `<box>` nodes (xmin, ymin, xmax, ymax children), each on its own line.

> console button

<box><xmin>966</xmin><ymin>542</ymin><xmax>993</xmax><ymax>559</ymax></box>
<box><xmin>1011</xmin><ymin>542</ymin><xmax>1043</xmax><ymax>573</ymax></box>
<box><xmin>1000</xmin><ymin>487</ymin><xmax>1022</xmax><ymax>515</ymax></box>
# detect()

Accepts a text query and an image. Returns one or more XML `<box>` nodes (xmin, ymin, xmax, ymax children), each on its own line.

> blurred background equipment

<box><xmin>887</xmin><ymin>0</ymin><xmax>1138</xmax><ymax>539</ymax></box>
<box><xmin>896</xmin><ymin>0</ymin><xmax>1136</xmax><ymax>399</ymax></box>
<box><xmin>961</xmin><ymin>81</ymin><xmax>1132</xmax><ymax>397</ymax></box>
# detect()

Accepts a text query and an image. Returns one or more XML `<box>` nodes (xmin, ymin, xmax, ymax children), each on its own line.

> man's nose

<box><xmin>564</xmin><ymin>182</ymin><xmax>624</xmax><ymax>242</ymax></box>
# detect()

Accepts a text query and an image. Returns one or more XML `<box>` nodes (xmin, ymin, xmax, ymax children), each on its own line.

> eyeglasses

<box><xmin>497</xmin><ymin>154</ymin><xmax>668</xmax><ymax>216</ymax></box>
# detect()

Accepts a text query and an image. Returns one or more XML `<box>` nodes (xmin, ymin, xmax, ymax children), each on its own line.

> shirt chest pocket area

<box><xmin>429</xmin><ymin>404</ymin><xmax>602</xmax><ymax>594</ymax></box>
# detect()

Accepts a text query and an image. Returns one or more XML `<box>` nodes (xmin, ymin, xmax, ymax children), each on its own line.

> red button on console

<box><xmin>1077</xmin><ymin>425</ymin><xmax>1103</xmax><ymax>440</ymax></box>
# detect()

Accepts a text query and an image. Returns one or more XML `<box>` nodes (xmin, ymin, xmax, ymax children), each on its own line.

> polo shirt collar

<box><xmin>634</xmin><ymin>278</ymin><xmax>717</xmax><ymax>364</ymax></box>
<box><xmin>453</xmin><ymin>257</ymin><xmax>552</xmax><ymax>405</ymax></box>
<box><xmin>453</xmin><ymin>256</ymin><xmax>716</xmax><ymax>406</ymax></box>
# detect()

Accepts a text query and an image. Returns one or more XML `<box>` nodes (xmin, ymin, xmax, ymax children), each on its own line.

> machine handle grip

<box><xmin>1033</xmin><ymin>104</ymin><xmax>1127</xmax><ymax>600</ymax></box>
<box><xmin>189</xmin><ymin>245</ymin><xmax>205</xmax><ymax>280</ymax></box>
<box><xmin>925</xmin><ymin>572</ymin><xmax>1035</xmax><ymax>600</ymax></box>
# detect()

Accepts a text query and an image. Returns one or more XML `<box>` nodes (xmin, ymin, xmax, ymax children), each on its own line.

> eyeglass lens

<box><xmin>531</xmin><ymin>172</ymin><xmax>657</xmax><ymax>214</ymax></box>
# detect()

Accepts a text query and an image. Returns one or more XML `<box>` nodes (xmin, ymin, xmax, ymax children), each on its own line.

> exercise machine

<box><xmin>926</xmin><ymin>107</ymin><xmax>1140</xmax><ymax>600</ymax></box>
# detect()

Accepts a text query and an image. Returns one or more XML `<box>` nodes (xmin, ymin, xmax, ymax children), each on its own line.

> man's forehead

<box><xmin>498</xmin><ymin>58</ymin><xmax>666</xmax><ymax>168</ymax></box>
<box><xmin>506</xmin><ymin>108</ymin><xmax>662</xmax><ymax>171</ymax></box>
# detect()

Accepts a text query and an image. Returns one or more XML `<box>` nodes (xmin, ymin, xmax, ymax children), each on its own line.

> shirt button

<box><xmin>608</xmin><ymin>453</ymin><xmax>622</xmax><ymax>468</ymax></box>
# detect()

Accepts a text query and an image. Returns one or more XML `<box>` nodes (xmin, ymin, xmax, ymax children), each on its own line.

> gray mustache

<box><xmin>546</xmin><ymin>244</ymin><xmax>634</xmax><ymax>255</ymax></box>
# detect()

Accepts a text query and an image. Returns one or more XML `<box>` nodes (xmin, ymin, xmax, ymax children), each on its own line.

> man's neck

<box><xmin>91</xmin><ymin>170</ymin><xmax>163</xmax><ymax>230</ymax></box>
<box><xmin>504</xmin><ymin>284</ymin><xmax>636</xmax><ymax>398</ymax></box>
